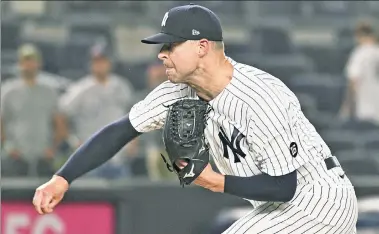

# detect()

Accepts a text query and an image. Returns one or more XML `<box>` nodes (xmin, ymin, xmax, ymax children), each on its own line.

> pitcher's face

<box><xmin>158</xmin><ymin>41</ymin><xmax>199</xmax><ymax>83</ymax></box>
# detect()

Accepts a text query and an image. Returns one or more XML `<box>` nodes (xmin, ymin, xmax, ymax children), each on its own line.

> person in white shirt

<box><xmin>1</xmin><ymin>43</ymin><xmax>68</xmax><ymax>177</ymax></box>
<box><xmin>340</xmin><ymin>22</ymin><xmax>379</xmax><ymax>124</ymax></box>
<box><xmin>59</xmin><ymin>43</ymin><xmax>135</xmax><ymax>179</ymax></box>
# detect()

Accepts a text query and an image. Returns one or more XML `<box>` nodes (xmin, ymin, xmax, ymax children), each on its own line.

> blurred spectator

<box><xmin>59</xmin><ymin>43</ymin><xmax>135</xmax><ymax>179</ymax></box>
<box><xmin>340</xmin><ymin>22</ymin><xmax>379</xmax><ymax>125</ymax></box>
<box><xmin>1</xmin><ymin>44</ymin><xmax>68</xmax><ymax>177</ymax></box>
<box><xmin>135</xmin><ymin>62</ymin><xmax>167</xmax><ymax>100</ymax></box>
<box><xmin>134</xmin><ymin>62</ymin><xmax>177</xmax><ymax>180</ymax></box>
<box><xmin>35</xmin><ymin>71</ymin><xmax>72</xmax><ymax>95</ymax></box>
<box><xmin>2</xmin><ymin>46</ymin><xmax>72</xmax><ymax>95</ymax></box>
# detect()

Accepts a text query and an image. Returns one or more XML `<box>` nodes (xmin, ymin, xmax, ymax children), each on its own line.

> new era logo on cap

<box><xmin>192</xmin><ymin>29</ymin><xmax>200</xmax><ymax>35</ymax></box>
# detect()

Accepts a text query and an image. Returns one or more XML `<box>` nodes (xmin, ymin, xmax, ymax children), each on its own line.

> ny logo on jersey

<box><xmin>218</xmin><ymin>127</ymin><xmax>246</xmax><ymax>163</ymax></box>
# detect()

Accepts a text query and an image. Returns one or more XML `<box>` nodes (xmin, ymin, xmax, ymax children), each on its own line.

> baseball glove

<box><xmin>161</xmin><ymin>98</ymin><xmax>212</xmax><ymax>187</ymax></box>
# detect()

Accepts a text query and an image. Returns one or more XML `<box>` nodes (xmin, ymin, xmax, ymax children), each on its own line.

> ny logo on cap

<box><xmin>161</xmin><ymin>12</ymin><xmax>169</xmax><ymax>27</ymax></box>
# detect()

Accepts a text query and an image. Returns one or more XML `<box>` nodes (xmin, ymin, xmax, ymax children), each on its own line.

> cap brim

<box><xmin>141</xmin><ymin>33</ymin><xmax>186</xmax><ymax>44</ymax></box>
<box><xmin>19</xmin><ymin>54</ymin><xmax>40</xmax><ymax>60</ymax></box>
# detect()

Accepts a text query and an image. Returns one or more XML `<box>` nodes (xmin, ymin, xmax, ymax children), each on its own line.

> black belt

<box><xmin>324</xmin><ymin>156</ymin><xmax>344</xmax><ymax>178</ymax></box>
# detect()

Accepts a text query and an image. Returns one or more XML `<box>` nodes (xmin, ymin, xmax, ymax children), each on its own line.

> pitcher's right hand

<box><xmin>33</xmin><ymin>175</ymin><xmax>69</xmax><ymax>214</ymax></box>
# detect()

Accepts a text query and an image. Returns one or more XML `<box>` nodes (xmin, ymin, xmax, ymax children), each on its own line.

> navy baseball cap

<box><xmin>141</xmin><ymin>4</ymin><xmax>223</xmax><ymax>44</ymax></box>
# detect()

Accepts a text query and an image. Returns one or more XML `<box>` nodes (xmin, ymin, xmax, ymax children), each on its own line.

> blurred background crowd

<box><xmin>1</xmin><ymin>1</ymin><xmax>379</xmax><ymax>233</ymax></box>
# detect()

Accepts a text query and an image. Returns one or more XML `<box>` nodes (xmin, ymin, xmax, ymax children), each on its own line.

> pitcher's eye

<box><xmin>160</xmin><ymin>42</ymin><xmax>184</xmax><ymax>52</ymax></box>
<box><xmin>160</xmin><ymin>43</ymin><xmax>173</xmax><ymax>52</ymax></box>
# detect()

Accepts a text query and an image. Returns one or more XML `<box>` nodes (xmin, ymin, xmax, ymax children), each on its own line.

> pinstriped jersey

<box><xmin>129</xmin><ymin>56</ymin><xmax>333</xmax><ymax>188</ymax></box>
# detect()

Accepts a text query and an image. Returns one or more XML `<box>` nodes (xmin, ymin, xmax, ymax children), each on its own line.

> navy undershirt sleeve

<box><xmin>224</xmin><ymin>170</ymin><xmax>297</xmax><ymax>202</ymax></box>
<box><xmin>55</xmin><ymin>114</ymin><xmax>141</xmax><ymax>183</ymax></box>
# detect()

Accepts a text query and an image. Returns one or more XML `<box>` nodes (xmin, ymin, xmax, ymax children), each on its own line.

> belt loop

<box><xmin>324</xmin><ymin>156</ymin><xmax>345</xmax><ymax>178</ymax></box>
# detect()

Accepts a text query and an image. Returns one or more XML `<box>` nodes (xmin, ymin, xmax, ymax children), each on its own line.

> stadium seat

<box><xmin>365</xmin><ymin>139</ymin><xmax>379</xmax><ymax>151</ymax></box>
<box><xmin>1</xmin><ymin>157</ymin><xmax>29</xmax><ymax>177</ymax></box>
<box><xmin>255</xmin><ymin>1</ymin><xmax>302</xmax><ymax>17</ymax></box>
<box><xmin>57</xmin><ymin>41</ymin><xmax>92</xmax><ymax>74</ymax></box>
<box><xmin>288</xmin><ymin>74</ymin><xmax>345</xmax><ymax>114</ymax></box>
<box><xmin>114</xmin><ymin>62</ymin><xmax>149</xmax><ymax>90</ymax></box>
<box><xmin>334</xmin><ymin>149</ymin><xmax>364</xmax><ymax>160</ymax></box>
<box><xmin>337</xmin><ymin>148</ymin><xmax>379</xmax><ymax>176</ymax></box>
<box><xmin>251</xmin><ymin>27</ymin><xmax>295</xmax><ymax>55</ymax></box>
<box><xmin>1</xmin><ymin>49</ymin><xmax>18</xmax><ymax>79</ymax></box>
<box><xmin>367</xmin><ymin>1</ymin><xmax>379</xmax><ymax>14</ymax></box>
<box><xmin>129</xmin><ymin>156</ymin><xmax>148</xmax><ymax>177</ymax></box>
<box><xmin>58</xmin><ymin>69</ymin><xmax>85</xmax><ymax>81</ymax></box>
<box><xmin>289</xmin><ymin>73</ymin><xmax>345</xmax><ymax>86</ymax></box>
<box><xmin>195</xmin><ymin>1</ymin><xmax>245</xmax><ymax>17</ymax></box>
<box><xmin>295</xmin><ymin>93</ymin><xmax>318</xmax><ymax>115</ymax></box>
<box><xmin>306</xmin><ymin>109</ymin><xmax>343</xmax><ymax>131</ymax></box>
<box><xmin>336</xmin><ymin>119</ymin><xmax>379</xmax><ymax>133</ymax></box>
<box><xmin>231</xmin><ymin>53</ymin><xmax>314</xmax><ymax>85</ymax></box>
<box><xmin>1</xmin><ymin>22</ymin><xmax>21</xmax><ymax>50</ymax></box>
<box><xmin>337</xmin><ymin>27</ymin><xmax>355</xmax><ymax>48</ymax></box>
<box><xmin>339</xmin><ymin>156</ymin><xmax>379</xmax><ymax>176</ymax></box>
<box><xmin>116</xmin><ymin>1</ymin><xmax>147</xmax><ymax>13</ymax></box>
<box><xmin>66</xmin><ymin>1</ymin><xmax>117</xmax><ymax>13</ymax></box>
<box><xmin>320</xmin><ymin>130</ymin><xmax>360</xmax><ymax>153</ymax></box>
<box><xmin>357</xmin><ymin>211</ymin><xmax>379</xmax><ymax>232</ymax></box>
<box><xmin>311</xmin><ymin>1</ymin><xmax>356</xmax><ymax>17</ymax></box>
<box><xmin>366</xmin><ymin>150</ymin><xmax>379</xmax><ymax>161</ymax></box>
<box><xmin>69</xmin><ymin>25</ymin><xmax>113</xmax><ymax>51</ymax></box>
<box><xmin>1</xmin><ymin>65</ymin><xmax>17</xmax><ymax>81</ymax></box>
<box><xmin>327</xmin><ymin>140</ymin><xmax>357</xmax><ymax>154</ymax></box>
<box><xmin>297</xmin><ymin>45</ymin><xmax>351</xmax><ymax>75</ymax></box>
<box><xmin>224</xmin><ymin>43</ymin><xmax>254</xmax><ymax>54</ymax></box>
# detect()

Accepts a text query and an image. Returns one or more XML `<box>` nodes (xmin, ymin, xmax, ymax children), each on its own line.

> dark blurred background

<box><xmin>1</xmin><ymin>1</ymin><xmax>379</xmax><ymax>234</ymax></box>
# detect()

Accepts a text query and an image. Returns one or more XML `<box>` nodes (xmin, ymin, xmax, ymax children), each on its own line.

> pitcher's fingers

<box><xmin>40</xmin><ymin>193</ymin><xmax>53</xmax><ymax>214</ymax></box>
<box><xmin>42</xmin><ymin>206</ymin><xmax>53</xmax><ymax>214</ymax></box>
<box><xmin>33</xmin><ymin>191</ymin><xmax>44</xmax><ymax>215</ymax></box>
<box><xmin>50</xmin><ymin>198</ymin><xmax>61</xmax><ymax>208</ymax></box>
<box><xmin>48</xmin><ymin>197</ymin><xmax>61</xmax><ymax>210</ymax></box>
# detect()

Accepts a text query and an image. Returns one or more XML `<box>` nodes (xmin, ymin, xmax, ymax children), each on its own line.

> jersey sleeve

<box><xmin>245</xmin><ymin>79</ymin><xmax>300</xmax><ymax>177</ymax></box>
<box><xmin>129</xmin><ymin>81</ymin><xmax>188</xmax><ymax>133</ymax></box>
